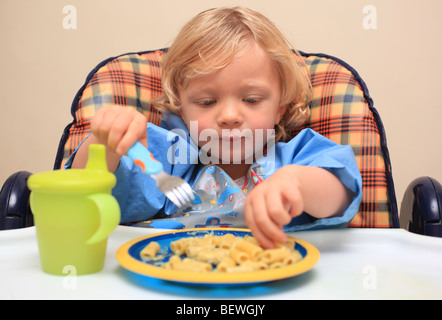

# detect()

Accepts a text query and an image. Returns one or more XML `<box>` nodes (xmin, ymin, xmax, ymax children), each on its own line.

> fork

<box><xmin>127</xmin><ymin>141</ymin><xmax>194</xmax><ymax>208</ymax></box>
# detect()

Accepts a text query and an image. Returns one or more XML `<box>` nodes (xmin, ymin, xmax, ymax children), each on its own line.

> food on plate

<box><xmin>139</xmin><ymin>241</ymin><xmax>160</xmax><ymax>259</ymax></box>
<box><xmin>140</xmin><ymin>233</ymin><xmax>303</xmax><ymax>273</ymax></box>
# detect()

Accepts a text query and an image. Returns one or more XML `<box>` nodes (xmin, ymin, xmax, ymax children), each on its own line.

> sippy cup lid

<box><xmin>27</xmin><ymin>144</ymin><xmax>116</xmax><ymax>194</ymax></box>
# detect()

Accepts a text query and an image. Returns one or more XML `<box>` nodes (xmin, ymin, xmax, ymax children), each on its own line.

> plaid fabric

<box><xmin>55</xmin><ymin>49</ymin><xmax>398</xmax><ymax>228</ymax></box>
<box><xmin>295</xmin><ymin>53</ymin><xmax>397</xmax><ymax>228</ymax></box>
<box><xmin>55</xmin><ymin>49</ymin><xmax>165</xmax><ymax>169</ymax></box>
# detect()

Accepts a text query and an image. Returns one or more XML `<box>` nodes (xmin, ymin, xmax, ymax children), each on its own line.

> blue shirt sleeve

<box><xmin>257</xmin><ymin>128</ymin><xmax>363</xmax><ymax>231</ymax></box>
<box><xmin>64</xmin><ymin>122</ymin><xmax>199</xmax><ymax>223</ymax></box>
<box><xmin>112</xmin><ymin>122</ymin><xmax>198</xmax><ymax>223</ymax></box>
<box><xmin>65</xmin><ymin>120</ymin><xmax>362</xmax><ymax>230</ymax></box>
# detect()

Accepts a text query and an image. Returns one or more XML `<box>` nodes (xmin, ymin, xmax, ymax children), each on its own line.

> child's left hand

<box><xmin>245</xmin><ymin>164</ymin><xmax>352</xmax><ymax>249</ymax></box>
<box><xmin>244</xmin><ymin>166</ymin><xmax>304</xmax><ymax>249</ymax></box>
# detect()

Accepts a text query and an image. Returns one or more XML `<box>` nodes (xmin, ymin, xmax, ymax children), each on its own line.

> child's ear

<box><xmin>276</xmin><ymin>104</ymin><xmax>287</xmax><ymax>124</ymax></box>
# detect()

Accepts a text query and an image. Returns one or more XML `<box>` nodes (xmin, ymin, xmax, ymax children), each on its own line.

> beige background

<box><xmin>1</xmin><ymin>0</ymin><xmax>441</xmax><ymax>216</ymax></box>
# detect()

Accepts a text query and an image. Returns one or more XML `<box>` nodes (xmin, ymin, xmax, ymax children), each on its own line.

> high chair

<box><xmin>1</xmin><ymin>48</ymin><xmax>441</xmax><ymax>235</ymax></box>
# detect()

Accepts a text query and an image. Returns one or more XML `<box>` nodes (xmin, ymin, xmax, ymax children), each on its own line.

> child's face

<box><xmin>179</xmin><ymin>41</ymin><xmax>285</xmax><ymax>164</ymax></box>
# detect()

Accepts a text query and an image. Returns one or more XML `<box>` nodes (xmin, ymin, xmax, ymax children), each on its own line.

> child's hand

<box><xmin>91</xmin><ymin>105</ymin><xmax>148</xmax><ymax>156</ymax></box>
<box><xmin>244</xmin><ymin>166</ymin><xmax>304</xmax><ymax>249</ymax></box>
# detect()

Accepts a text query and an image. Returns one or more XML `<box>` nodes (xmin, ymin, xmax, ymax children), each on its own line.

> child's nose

<box><xmin>217</xmin><ymin>101</ymin><xmax>243</xmax><ymax>126</ymax></box>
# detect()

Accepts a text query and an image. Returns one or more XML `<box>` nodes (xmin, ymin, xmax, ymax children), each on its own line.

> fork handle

<box><xmin>127</xmin><ymin>141</ymin><xmax>163</xmax><ymax>175</ymax></box>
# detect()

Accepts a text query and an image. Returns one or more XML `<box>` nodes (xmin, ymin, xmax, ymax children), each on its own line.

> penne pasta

<box><xmin>269</xmin><ymin>261</ymin><xmax>284</xmax><ymax>269</ymax></box>
<box><xmin>140</xmin><ymin>233</ymin><xmax>304</xmax><ymax>273</ymax></box>
<box><xmin>169</xmin><ymin>255</ymin><xmax>181</xmax><ymax>265</ymax></box>
<box><xmin>185</xmin><ymin>243</ymin><xmax>211</xmax><ymax>258</ymax></box>
<box><xmin>140</xmin><ymin>241</ymin><xmax>160</xmax><ymax>259</ymax></box>
<box><xmin>259</xmin><ymin>247</ymin><xmax>290</xmax><ymax>264</ymax></box>
<box><xmin>173</xmin><ymin>258</ymin><xmax>212</xmax><ymax>273</ymax></box>
<box><xmin>218</xmin><ymin>233</ymin><xmax>239</xmax><ymax>250</ymax></box>
<box><xmin>197</xmin><ymin>248</ymin><xmax>229</xmax><ymax>265</ymax></box>
<box><xmin>283</xmin><ymin>251</ymin><xmax>303</xmax><ymax>265</ymax></box>
<box><xmin>235</xmin><ymin>239</ymin><xmax>263</xmax><ymax>259</ymax></box>
<box><xmin>170</xmin><ymin>238</ymin><xmax>189</xmax><ymax>256</ymax></box>
<box><xmin>215</xmin><ymin>256</ymin><xmax>236</xmax><ymax>272</ymax></box>
<box><xmin>229</xmin><ymin>248</ymin><xmax>250</xmax><ymax>264</ymax></box>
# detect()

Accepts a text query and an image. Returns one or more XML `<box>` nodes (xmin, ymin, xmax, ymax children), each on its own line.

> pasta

<box><xmin>140</xmin><ymin>233</ymin><xmax>303</xmax><ymax>273</ymax></box>
<box><xmin>140</xmin><ymin>241</ymin><xmax>160</xmax><ymax>259</ymax></box>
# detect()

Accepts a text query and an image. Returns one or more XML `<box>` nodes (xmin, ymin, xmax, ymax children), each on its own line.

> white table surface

<box><xmin>1</xmin><ymin>225</ymin><xmax>442</xmax><ymax>300</ymax></box>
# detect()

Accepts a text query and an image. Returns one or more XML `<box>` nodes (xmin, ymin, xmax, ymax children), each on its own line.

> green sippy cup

<box><xmin>28</xmin><ymin>144</ymin><xmax>120</xmax><ymax>275</ymax></box>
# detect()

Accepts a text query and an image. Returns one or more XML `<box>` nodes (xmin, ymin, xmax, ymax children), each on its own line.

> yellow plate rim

<box><xmin>116</xmin><ymin>228</ymin><xmax>320</xmax><ymax>284</ymax></box>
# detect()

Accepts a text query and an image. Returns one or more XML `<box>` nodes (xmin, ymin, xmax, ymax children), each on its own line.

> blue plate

<box><xmin>116</xmin><ymin>228</ymin><xmax>320</xmax><ymax>285</ymax></box>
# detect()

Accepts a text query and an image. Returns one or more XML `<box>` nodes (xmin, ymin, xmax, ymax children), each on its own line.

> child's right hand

<box><xmin>91</xmin><ymin>105</ymin><xmax>148</xmax><ymax>156</ymax></box>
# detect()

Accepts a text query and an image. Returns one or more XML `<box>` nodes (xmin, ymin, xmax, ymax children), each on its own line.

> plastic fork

<box><xmin>127</xmin><ymin>141</ymin><xmax>194</xmax><ymax>208</ymax></box>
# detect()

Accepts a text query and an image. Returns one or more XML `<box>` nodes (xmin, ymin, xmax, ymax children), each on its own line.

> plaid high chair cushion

<box><xmin>55</xmin><ymin>49</ymin><xmax>398</xmax><ymax>228</ymax></box>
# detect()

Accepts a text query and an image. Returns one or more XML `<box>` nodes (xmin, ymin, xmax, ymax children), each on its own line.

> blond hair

<box><xmin>156</xmin><ymin>6</ymin><xmax>312</xmax><ymax>142</ymax></box>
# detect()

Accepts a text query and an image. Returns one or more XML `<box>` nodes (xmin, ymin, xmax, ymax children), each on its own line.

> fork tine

<box><xmin>182</xmin><ymin>183</ymin><xmax>194</xmax><ymax>200</ymax></box>
<box><xmin>127</xmin><ymin>142</ymin><xmax>195</xmax><ymax>208</ymax></box>
<box><xmin>177</xmin><ymin>185</ymin><xmax>192</xmax><ymax>202</ymax></box>
<box><xmin>165</xmin><ymin>190</ymin><xmax>182</xmax><ymax>208</ymax></box>
<box><xmin>163</xmin><ymin>185</ymin><xmax>193</xmax><ymax>209</ymax></box>
<box><xmin>171</xmin><ymin>188</ymin><xmax>185</xmax><ymax>207</ymax></box>
<box><xmin>173</xmin><ymin>187</ymin><xmax>191</xmax><ymax>206</ymax></box>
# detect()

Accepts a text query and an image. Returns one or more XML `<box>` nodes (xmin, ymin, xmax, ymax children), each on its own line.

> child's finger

<box><xmin>264</xmin><ymin>190</ymin><xmax>292</xmax><ymax>226</ymax></box>
<box><xmin>91</xmin><ymin>106</ymin><xmax>120</xmax><ymax>143</ymax></box>
<box><xmin>245</xmin><ymin>201</ymin><xmax>276</xmax><ymax>249</ymax></box>
<box><xmin>249</xmin><ymin>194</ymin><xmax>287</xmax><ymax>246</ymax></box>
<box><xmin>251</xmin><ymin>224</ymin><xmax>276</xmax><ymax>249</ymax></box>
<box><xmin>116</xmin><ymin>116</ymin><xmax>147</xmax><ymax>155</ymax></box>
<box><xmin>106</xmin><ymin>110</ymin><xmax>133</xmax><ymax>153</ymax></box>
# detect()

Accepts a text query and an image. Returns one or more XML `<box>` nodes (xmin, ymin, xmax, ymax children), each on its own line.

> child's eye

<box><xmin>243</xmin><ymin>97</ymin><xmax>261</xmax><ymax>104</ymax></box>
<box><xmin>198</xmin><ymin>100</ymin><xmax>216</xmax><ymax>106</ymax></box>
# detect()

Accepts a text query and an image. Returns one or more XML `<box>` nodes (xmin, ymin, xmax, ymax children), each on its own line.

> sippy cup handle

<box><xmin>86</xmin><ymin>193</ymin><xmax>120</xmax><ymax>245</ymax></box>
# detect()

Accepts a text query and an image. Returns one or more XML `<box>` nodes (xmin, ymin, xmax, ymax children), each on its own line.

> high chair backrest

<box><xmin>55</xmin><ymin>49</ymin><xmax>399</xmax><ymax>228</ymax></box>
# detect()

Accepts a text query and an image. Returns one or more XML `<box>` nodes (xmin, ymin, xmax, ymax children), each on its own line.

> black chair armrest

<box><xmin>0</xmin><ymin>171</ymin><xmax>34</xmax><ymax>230</ymax></box>
<box><xmin>400</xmin><ymin>176</ymin><xmax>442</xmax><ymax>237</ymax></box>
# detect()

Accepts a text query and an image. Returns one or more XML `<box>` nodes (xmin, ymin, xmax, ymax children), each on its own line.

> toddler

<box><xmin>69</xmin><ymin>7</ymin><xmax>362</xmax><ymax>248</ymax></box>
